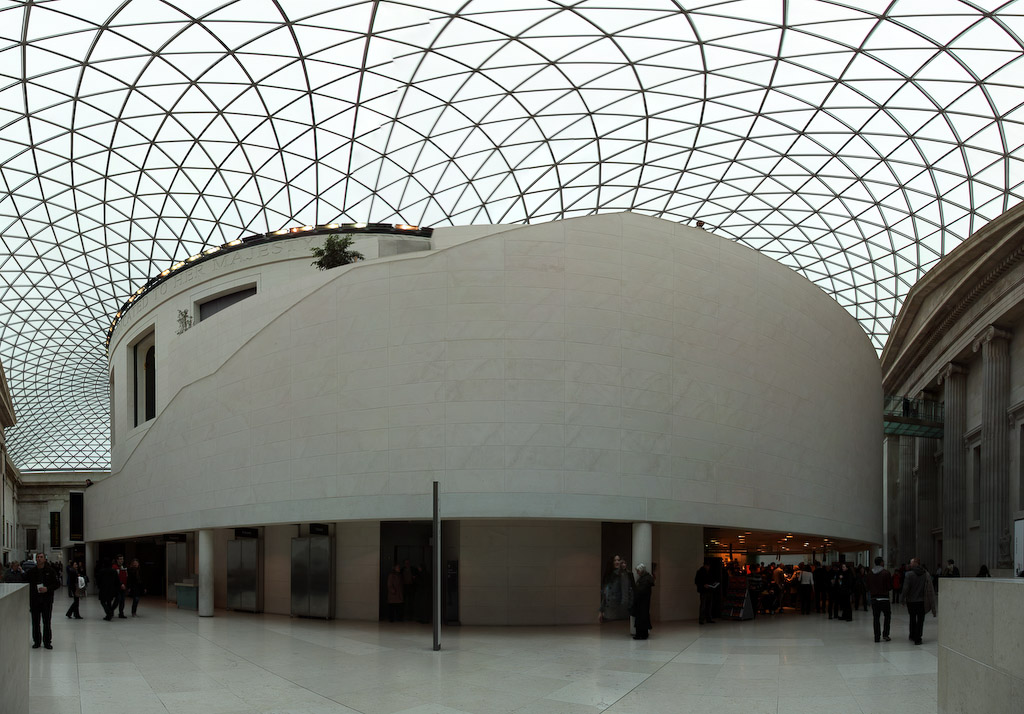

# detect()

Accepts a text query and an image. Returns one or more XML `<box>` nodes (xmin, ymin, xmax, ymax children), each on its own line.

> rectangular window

<box><xmin>199</xmin><ymin>285</ymin><xmax>257</xmax><ymax>322</ymax></box>
<box><xmin>26</xmin><ymin>527</ymin><xmax>37</xmax><ymax>552</ymax></box>
<box><xmin>132</xmin><ymin>331</ymin><xmax>156</xmax><ymax>427</ymax></box>
<box><xmin>49</xmin><ymin>512</ymin><xmax>61</xmax><ymax>549</ymax></box>
<box><xmin>1020</xmin><ymin>424</ymin><xmax>1024</xmax><ymax>511</ymax></box>
<box><xmin>110</xmin><ymin>370</ymin><xmax>115</xmax><ymax>445</ymax></box>
<box><xmin>972</xmin><ymin>445</ymin><xmax>982</xmax><ymax>522</ymax></box>
<box><xmin>69</xmin><ymin>492</ymin><xmax>84</xmax><ymax>542</ymax></box>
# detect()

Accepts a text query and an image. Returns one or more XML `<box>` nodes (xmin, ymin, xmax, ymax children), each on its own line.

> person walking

<box><xmin>902</xmin><ymin>558</ymin><xmax>937</xmax><ymax>645</ymax></box>
<box><xmin>114</xmin><ymin>554</ymin><xmax>128</xmax><ymax>618</ymax></box>
<box><xmin>863</xmin><ymin>556</ymin><xmax>893</xmax><ymax>642</ymax></box>
<box><xmin>812</xmin><ymin>561</ymin><xmax>829</xmax><ymax>613</ymax></box>
<box><xmin>27</xmin><ymin>552</ymin><xmax>61</xmax><ymax>649</ymax></box>
<box><xmin>98</xmin><ymin>558</ymin><xmax>120</xmax><ymax>621</ymax></box>
<box><xmin>694</xmin><ymin>561</ymin><xmax>718</xmax><ymax>624</ymax></box>
<box><xmin>127</xmin><ymin>558</ymin><xmax>144</xmax><ymax>616</ymax></box>
<box><xmin>797</xmin><ymin>564</ymin><xmax>814</xmax><ymax>615</ymax></box>
<box><xmin>632</xmin><ymin>563</ymin><xmax>654</xmax><ymax>640</ymax></box>
<box><xmin>837</xmin><ymin>562</ymin><xmax>854</xmax><ymax>621</ymax></box>
<box><xmin>65</xmin><ymin>561</ymin><xmax>85</xmax><ymax>619</ymax></box>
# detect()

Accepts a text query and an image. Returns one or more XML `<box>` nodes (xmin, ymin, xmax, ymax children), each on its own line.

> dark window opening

<box><xmin>26</xmin><ymin>528</ymin><xmax>37</xmax><ymax>552</ymax></box>
<box><xmin>199</xmin><ymin>286</ymin><xmax>257</xmax><ymax>321</ymax></box>
<box><xmin>49</xmin><ymin>512</ymin><xmax>61</xmax><ymax>549</ymax></box>
<box><xmin>133</xmin><ymin>332</ymin><xmax>155</xmax><ymax>427</ymax></box>
<box><xmin>144</xmin><ymin>345</ymin><xmax>156</xmax><ymax>421</ymax></box>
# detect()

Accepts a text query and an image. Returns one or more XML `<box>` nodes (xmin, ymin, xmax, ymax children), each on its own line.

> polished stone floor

<box><xmin>29</xmin><ymin>600</ymin><xmax>939</xmax><ymax>714</ymax></box>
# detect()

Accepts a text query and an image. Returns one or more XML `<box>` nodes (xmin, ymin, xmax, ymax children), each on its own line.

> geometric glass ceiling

<box><xmin>1</xmin><ymin>1</ymin><xmax>1023</xmax><ymax>471</ymax></box>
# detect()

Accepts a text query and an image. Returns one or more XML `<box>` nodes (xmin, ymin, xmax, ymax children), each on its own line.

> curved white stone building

<box><xmin>88</xmin><ymin>212</ymin><xmax>881</xmax><ymax>623</ymax></box>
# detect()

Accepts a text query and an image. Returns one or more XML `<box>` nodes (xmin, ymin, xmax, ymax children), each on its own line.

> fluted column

<box><xmin>973</xmin><ymin>326</ymin><xmax>1012</xmax><ymax>569</ymax></box>
<box><xmin>938</xmin><ymin>362</ymin><xmax>967</xmax><ymax>569</ymax></box>
<box><xmin>915</xmin><ymin>435</ymin><xmax>939</xmax><ymax>567</ymax></box>
<box><xmin>898</xmin><ymin>436</ymin><xmax>916</xmax><ymax>565</ymax></box>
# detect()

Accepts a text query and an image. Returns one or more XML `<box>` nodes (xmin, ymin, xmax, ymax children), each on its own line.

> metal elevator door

<box><xmin>227</xmin><ymin>538</ymin><xmax>263</xmax><ymax>612</ymax></box>
<box><xmin>291</xmin><ymin>535</ymin><xmax>334</xmax><ymax>619</ymax></box>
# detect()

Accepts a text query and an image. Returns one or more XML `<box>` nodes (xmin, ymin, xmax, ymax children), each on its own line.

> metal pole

<box><xmin>433</xmin><ymin>481</ymin><xmax>440</xmax><ymax>651</ymax></box>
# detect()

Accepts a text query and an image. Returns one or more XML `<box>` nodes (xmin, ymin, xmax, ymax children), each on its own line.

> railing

<box><xmin>883</xmin><ymin>395</ymin><xmax>944</xmax><ymax>422</ymax></box>
<box><xmin>883</xmin><ymin>395</ymin><xmax>944</xmax><ymax>438</ymax></box>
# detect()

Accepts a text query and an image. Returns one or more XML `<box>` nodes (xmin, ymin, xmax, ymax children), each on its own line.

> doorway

<box><xmin>379</xmin><ymin>521</ymin><xmax>432</xmax><ymax>622</ymax></box>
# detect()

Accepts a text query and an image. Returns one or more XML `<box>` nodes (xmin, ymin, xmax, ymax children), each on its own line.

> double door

<box><xmin>291</xmin><ymin>535</ymin><xmax>334</xmax><ymax>619</ymax></box>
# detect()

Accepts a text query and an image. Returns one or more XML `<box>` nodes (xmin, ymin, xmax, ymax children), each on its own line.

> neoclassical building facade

<box><xmin>882</xmin><ymin>201</ymin><xmax>1024</xmax><ymax>576</ymax></box>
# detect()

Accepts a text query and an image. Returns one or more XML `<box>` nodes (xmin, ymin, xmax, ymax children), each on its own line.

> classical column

<box><xmin>937</xmin><ymin>362</ymin><xmax>967</xmax><ymax>570</ymax></box>
<box><xmin>915</xmin><ymin>435</ymin><xmax>939</xmax><ymax>567</ymax></box>
<box><xmin>882</xmin><ymin>437</ymin><xmax>900</xmax><ymax>564</ymax></box>
<box><xmin>898</xmin><ymin>436</ymin><xmax>916</xmax><ymax>564</ymax></box>
<box><xmin>198</xmin><ymin>528</ymin><xmax>214</xmax><ymax>617</ymax></box>
<box><xmin>972</xmin><ymin>326</ymin><xmax>1012</xmax><ymax>570</ymax></box>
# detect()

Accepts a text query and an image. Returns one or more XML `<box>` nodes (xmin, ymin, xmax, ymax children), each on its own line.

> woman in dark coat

<box><xmin>127</xmin><ymin>558</ymin><xmax>144</xmax><ymax>616</ymax></box>
<box><xmin>631</xmin><ymin>564</ymin><xmax>654</xmax><ymax>640</ymax></box>
<box><xmin>838</xmin><ymin>562</ymin><xmax>854</xmax><ymax>621</ymax></box>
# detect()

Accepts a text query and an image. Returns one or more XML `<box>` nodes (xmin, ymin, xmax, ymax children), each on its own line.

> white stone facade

<box><xmin>88</xmin><ymin>212</ymin><xmax>882</xmax><ymax>621</ymax></box>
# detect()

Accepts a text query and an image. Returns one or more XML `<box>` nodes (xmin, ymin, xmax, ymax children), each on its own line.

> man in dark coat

<box><xmin>98</xmin><ymin>559</ymin><xmax>121</xmax><ymax>621</ymax></box>
<box><xmin>632</xmin><ymin>563</ymin><xmax>655</xmax><ymax>640</ymax></box>
<box><xmin>694</xmin><ymin>561</ymin><xmax>717</xmax><ymax>624</ymax></box>
<box><xmin>27</xmin><ymin>552</ymin><xmax>62</xmax><ymax>649</ymax></box>
<box><xmin>863</xmin><ymin>556</ymin><xmax>893</xmax><ymax>642</ymax></box>
<box><xmin>902</xmin><ymin>557</ymin><xmax>936</xmax><ymax>645</ymax></box>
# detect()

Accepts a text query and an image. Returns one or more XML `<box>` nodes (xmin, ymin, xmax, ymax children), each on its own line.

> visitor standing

<box><xmin>632</xmin><ymin>564</ymin><xmax>654</xmax><ymax>640</ymax></box>
<box><xmin>27</xmin><ymin>552</ymin><xmax>61</xmax><ymax>649</ymax></box>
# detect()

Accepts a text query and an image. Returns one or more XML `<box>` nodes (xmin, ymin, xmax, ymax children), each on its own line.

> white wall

<box><xmin>264</xmin><ymin>524</ymin><xmax>295</xmax><ymax>615</ymax></box>
<box><xmin>652</xmin><ymin>524</ymin><xmax>703</xmax><ymax>621</ymax></box>
<box><xmin>90</xmin><ymin>212</ymin><xmax>882</xmax><ymax>546</ymax></box>
<box><xmin>939</xmin><ymin>578</ymin><xmax>1024</xmax><ymax>714</ymax></box>
<box><xmin>459</xmin><ymin>519</ymin><xmax>600</xmax><ymax>625</ymax></box>
<box><xmin>0</xmin><ymin>584</ymin><xmax>29</xmax><ymax>712</ymax></box>
<box><xmin>335</xmin><ymin>521</ymin><xmax>379</xmax><ymax>620</ymax></box>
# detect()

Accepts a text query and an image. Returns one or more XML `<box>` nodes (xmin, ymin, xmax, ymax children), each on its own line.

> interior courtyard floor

<box><xmin>28</xmin><ymin>599</ymin><xmax>939</xmax><ymax>714</ymax></box>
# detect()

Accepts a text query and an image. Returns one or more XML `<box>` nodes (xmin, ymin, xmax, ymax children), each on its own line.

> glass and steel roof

<box><xmin>1</xmin><ymin>1</ymin><xmax>1022</xmax><ymax>470</ymax></box>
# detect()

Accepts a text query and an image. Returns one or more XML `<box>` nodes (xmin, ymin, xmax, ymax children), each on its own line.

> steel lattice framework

<box><xmin>1</xmin><ymin>0</ymin><xmax>1023</xmax><ymax>470</ymax></box>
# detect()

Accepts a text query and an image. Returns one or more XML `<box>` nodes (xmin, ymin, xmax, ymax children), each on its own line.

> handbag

<box><xmin>77</xmin><ymin>576</ymin><xmax>86</xmax><ymax>590</ymax></box>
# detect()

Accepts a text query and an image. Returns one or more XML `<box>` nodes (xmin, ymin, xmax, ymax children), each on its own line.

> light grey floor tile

<box><xmin>23</xmin><ymin>598</ymin><xmax>939</xmax><ymax>714</ymax></box>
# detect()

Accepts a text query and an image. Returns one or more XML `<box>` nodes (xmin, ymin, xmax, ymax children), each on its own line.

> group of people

<box><xmin>385</xmin><ymin>559</ymin><xmax>431</xmax><ymax>623</ymax></box>
<box><xmin>598</xmin><ymin>554</ymin><xmax>655</xmax><ymax>639</ymax></box>
<box><xmin>1</xmin><ymin>553</ymin><xmax>145</xmax><ymax>650</ymax></box>
<box><xmin>96</xmin><ymin>554</ymin><xmax>145</xmax><ymax>621</ymax></box>
<box><xmin>694</xmin><ymin>556</ymin><xmax>942</xmax><ymax>645</ymax></box>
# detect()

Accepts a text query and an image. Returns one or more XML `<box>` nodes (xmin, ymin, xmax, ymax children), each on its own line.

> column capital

<box><xmin>972</xmin><ymin>325</ymin><xmax>1012</xmax><ymax>353</ymax></box>
<box><xmin>936</xmin><ymin>362</ymin><xmax>964</xmax><ymax>385</ymax></box>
